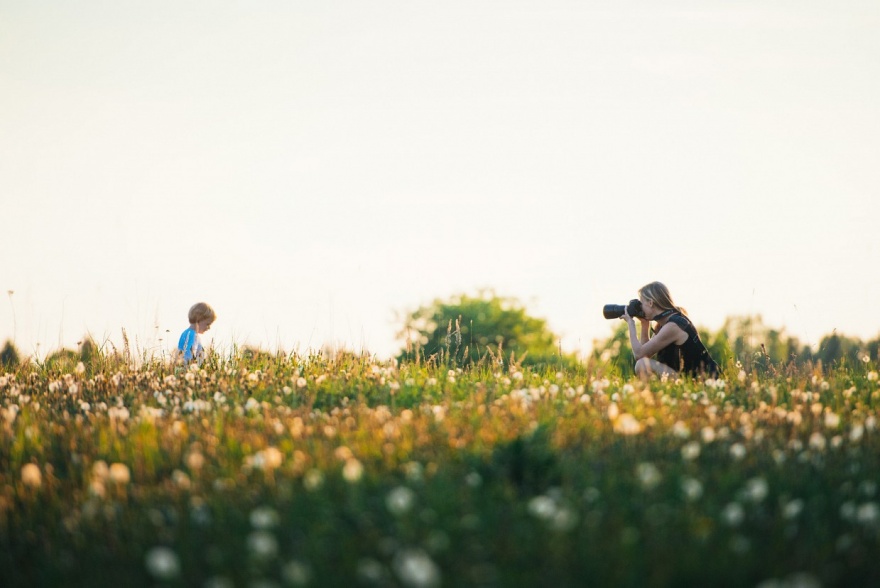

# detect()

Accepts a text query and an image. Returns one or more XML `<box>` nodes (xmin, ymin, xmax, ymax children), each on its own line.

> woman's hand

<box><xmin>620</xmin><ymin>306</ymin><xmax>635</xmax><ymax>325</ymax></box>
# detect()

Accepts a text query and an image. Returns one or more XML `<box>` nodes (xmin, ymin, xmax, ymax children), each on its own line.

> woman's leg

<box><xmin>634</xmin><ymin>358</ymin><xmax>678</xmax><ymax>380</ymax></box>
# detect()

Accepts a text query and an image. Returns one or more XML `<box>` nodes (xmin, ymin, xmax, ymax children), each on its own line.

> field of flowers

<box><xmin>2</xmin><ymin>352</ymin><xmax>879</xmax><ymax>587</ymax></box>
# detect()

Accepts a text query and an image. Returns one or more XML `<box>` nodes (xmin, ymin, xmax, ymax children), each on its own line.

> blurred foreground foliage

<box><xmin>1</xmin><ymin>344</ymin><xmax>879</xmax><ymax>587</ymax></box>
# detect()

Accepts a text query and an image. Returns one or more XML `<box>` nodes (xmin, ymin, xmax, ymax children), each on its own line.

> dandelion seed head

<box><xmin>729</xmin><ymin>443</ymin><xmax>747</xmax><ymax>461</ymax></box>
<box><xmin>21</xmin><ymin>463</ymin><xmax>42</xmax><ymax>488</ymax></box>
<box><xmin>722</xmin><ymin>502</ymin><xmax>745</xmax><ymax>526</ymax></box>
<box><xmin>342</xmin><ymin>458</ymin><xmax>364</xmax><ymax>483</ymax></box>
<box><xmin>282</xmin><ymin>559</ymin><xmax>313</xmax><ymax>586</ymax></box>
<box><xmin>250</xmin><ymin>506</ymin><xmax>280</xmax><ymax>530</ymax></box>
<box><xmin>614</xmin><ymin>413</ymin><xmax>642</xmax><ymax>435</ymax></box>
<box><xmin>145</xmin><ymin>546</ymin><xmax>181</xmax><ymax>580</ymax></box>
<box><xmin>303</xmin><ymin>469</ymin><xmax>324</xmax><ymax>491</ymax></box>
<box><xmin>743</xmin><ymin>477</ymin><xmax>768</xmax><ymax>503</ymax></box>
<box><xmin>247</xmin><ymin>530</ymin><xmax>279</xmax><ymax>560</ymax></box>
<box><xmin>681</xmin><ymin>441</ymin><xmax>701</xmax><ymax>461</ymax></box>
<box><xmin>392</xmin><ymin>548</ymin><xmax>441</xmax><ymax>588</ymax></box>
<box><xmin>109</xmin><ymin>463</ymin><xmax>131</xmax><ymax>484</ymax></box>
<box><xmin>681</xmin><ymin>477</ymin><xmax>703</xmax><ymax>501</ymax></box>
<box><xmin>386</xmin><ymin>486</ymin><xmax>416</xmax><ymax>516</ymax></box>
<box><xmin>636</xmin><ymin>462</ymin><xmax>662</xmax><ymax>491</ymax></box>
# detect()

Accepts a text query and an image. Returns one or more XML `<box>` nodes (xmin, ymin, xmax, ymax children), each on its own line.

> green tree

<box><xmin>1</xmin><ymin>340</ymin><xmax>20</xmax><ymax>371</ymax></box>
<box><xmin>397</xmin><ymin>291</ymin><xmax>577</xmax><ymax>369</ymax></box>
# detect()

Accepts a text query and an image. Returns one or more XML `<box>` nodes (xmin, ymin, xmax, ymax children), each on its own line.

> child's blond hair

<box><xmin>188</xmin><ymin>302</ymin><xmax>216</xmax><ymax>325</ymax></box>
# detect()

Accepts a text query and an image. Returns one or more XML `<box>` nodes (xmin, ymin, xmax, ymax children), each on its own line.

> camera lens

<box><xmin>603</xmin><ymin>304</ymin><xmax>625</xmax><ymax>319</ymax></box>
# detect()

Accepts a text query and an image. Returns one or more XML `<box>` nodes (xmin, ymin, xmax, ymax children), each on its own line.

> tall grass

<box><xmin>1</xmin><ymin>350</ymin><xmax>878</xmax><ymax>587</ymax></box>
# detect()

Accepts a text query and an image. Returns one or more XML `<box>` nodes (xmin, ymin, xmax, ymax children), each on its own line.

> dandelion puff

<box><xmin>357</xmin><ymin>558</ymin><xmax>387</xmax><ymax>583</ymax></box>
<box><xmin>303</xmin><ymin>469</ymin><xmax>324</xmax><ymax>491</ymax></box>
<box><xmin>342</xmin><ymin>458</ymin><xmax>364</xmax><ymax>483</ymax></box>
<box><xmin>528</xmin><ymin>495</ymin><xmax>557</xmax><ymax>520</ymax></box>
<box><xmin>783</xmin><ymin>499</ymin><xmax>804</xmax><ymax>520</ymax></box>
<box><xmin>681</xmin><ymin>477</ymin><xmax>703</xmax><ymax>502</ymax></box>
<box><xmin>109</xmin><ymin>463</ymin><xmax>131</xmax><ymax>485</ymax></box>
<box><xmin>386</xmin><ymin>486</ymin><xmax>416</xmax><ymax>517</ymax></box>
<box><xmin>681</xmin><ymin>441</ymin><xmax>701</xmax><ymax>461</ymax></box>
<box><xmin>856</xmin><ymin>502</ymin><xmax>879</xmax><ymax>526</ymax></box>
<box><xmin>21</xmin><ymin>463</ymin><xmax>41</xmax><ymax>489</ymax></box>
<box><xmin>392</xmin><ymin>548</ymin><xmax>441</xmax><ymax>588</ymax></box>
<box><xmin>250</xmin><ymin>507</ymin><xmax>280</xmax><ymax>530</ymax></box>
<box><xmin>729</xmin><ymin>443</ymin><xmax>747</xmax><ymax>461</ymax></box>
<box><xmin>743</xmin><ymin>477</ymin><xmax>768</xmax><ymax>503</ymax></box>
<box><xmin>145</xmin><ymin>546</ymin><xmax>181</xmax><ymax>580</ymax></box>
<box><xmin>722</xmin><ymin>502</ymin><xmax>745</xmax><ymax>527</ymax></box>
<box><xmin>247</xmin><ymin>531</ymin><xmax>279</xmax><ymax>560</ymax></box>
<box><xmin>614</xmin><ymin>413</ymin><xmax>642</xmax><ymax>436</ymax></box>
<box><xmin>282</xmin><ymin>559</ymin><xmax>313</xmax><ymax>586</ymax></box>
<box><xmin>636</xmin><ymin>462</ymin><xmax>662</xmax><ymax>491</ymax></box>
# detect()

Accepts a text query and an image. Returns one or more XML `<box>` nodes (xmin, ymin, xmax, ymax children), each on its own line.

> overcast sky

<box><xmin>2</xmin><ymin>0</ymin><xmax>879</xmax><ymax>360</ymax></box>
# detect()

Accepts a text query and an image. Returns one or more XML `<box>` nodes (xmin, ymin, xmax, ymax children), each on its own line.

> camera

<box><xmin>603</xmin><ymin>299</ymin><xmax>644</xmax><ymax>319</ymax></box>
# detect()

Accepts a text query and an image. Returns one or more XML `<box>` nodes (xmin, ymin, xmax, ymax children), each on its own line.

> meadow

<box><xmin>1</xmin><ymin>351</ymin><xmax>879</xmax><ymax>587</ymax></box>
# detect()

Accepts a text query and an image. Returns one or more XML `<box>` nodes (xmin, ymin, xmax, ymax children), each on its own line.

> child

<box><xmin>177</xmin><ymin>302</ymin><xmax>216</xmax><ymax>364</ymax></box>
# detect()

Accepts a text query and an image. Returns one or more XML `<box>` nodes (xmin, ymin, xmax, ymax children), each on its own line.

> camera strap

<box><xmin>652</xmin><ymin>309</ymin><xmax>676</xmax><ymax>323</ymax></box>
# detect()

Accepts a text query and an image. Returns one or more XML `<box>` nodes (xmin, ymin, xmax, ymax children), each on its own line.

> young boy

<box><xmin>177</xmin><ymin>302</ymin><xmax>216</xmax><ymax>364</ymax></box>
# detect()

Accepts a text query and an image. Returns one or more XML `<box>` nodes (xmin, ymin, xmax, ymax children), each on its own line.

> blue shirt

<box><xmin>177</xmin><ymin>327</ymin><xmax>203</xmax><ymax>362</ymax></box>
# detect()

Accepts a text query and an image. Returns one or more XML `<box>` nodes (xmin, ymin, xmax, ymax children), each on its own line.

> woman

<box><xmin>621</xmin><ymin>282</ymin><xmax>720</xmax><ymax>378</ymax></box>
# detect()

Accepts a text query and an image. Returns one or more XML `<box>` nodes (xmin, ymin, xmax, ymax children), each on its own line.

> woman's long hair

<box><xmin>639</xmin><ymin>281</ymin><xmax>687</xmax><ymax>316</ymax></box>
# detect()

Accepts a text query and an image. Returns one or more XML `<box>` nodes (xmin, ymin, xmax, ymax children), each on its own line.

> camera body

<box><xmin>603</xmin><ymin>299</ymin><xmax>644</xmax><ymax>320</ymax></box>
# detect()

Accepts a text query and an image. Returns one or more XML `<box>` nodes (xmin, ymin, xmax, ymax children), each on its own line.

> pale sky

<box><xmin>2</xmin><ymin>1</ymin><xmax>879</xmax><ymax>360</ymax></box>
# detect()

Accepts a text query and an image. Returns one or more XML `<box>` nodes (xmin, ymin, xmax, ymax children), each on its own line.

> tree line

<box><xmin>2</xmin><ymin>292</ymin><xmax>878</xmax><ymax>376</ymax></box>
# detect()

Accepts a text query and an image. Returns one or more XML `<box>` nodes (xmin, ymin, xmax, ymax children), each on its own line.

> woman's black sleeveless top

<box><xmin>655</xmin><ymin>313</ymin><xmax>720</xmax><ymax>376</ymax></box>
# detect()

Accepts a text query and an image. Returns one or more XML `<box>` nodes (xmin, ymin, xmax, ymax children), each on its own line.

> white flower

<box><xmin>722</xmin><ymin>502</ymin><xmax>745</xmax><ymax>527</ymax></box>
<box><xmin>303</xmin><ymin>469</ymin><xmax>324</xmax><ymax>491</ymax></box>
<box><xmin>250</xmin><ymin>507</ymin><xmax>280</xmax><ymax>530</ymax></box>
<box><xmin>636</xmin><ymin>462</ymin><xmax>662</xmax><ymax>491</ymax></box>
<box><xmin>856</xmin><ymin>502</ymin><xmax>879</xmax><ymax>526</ymax></box>
<box><xmin>528</xmin><ymin>495</ymin><xmax>557</xmax><ymax>520</ymax></box>
<box><xmin>743</xmin><ymin>477</ymin><xmax>768</xmax><ymax>503</ymax></box>
<box><xmin>614</xmin><ymin>413</ymin><xmax>642</xmax><ymax>436</ymax></box>
<box><xmin>282</xmin><ymin>559</ymin><xmax>313</xmax><ymax>586</ymax></box>
<box><xmin>392</xmin><ymin>548</ymin><xmax>441</xmax><ymax>588</ymax></box>
<box><xmin>342</xmin><ymin>458</ymin><xmax>364</xmax><ymax>483</ymax></box>
<box><xmin>729</xmin><ymin>443</ymin><xmax>747</xmax><ymax>461</ymax></box>
<box><xmin>672</xmin><ymin>421</ymin><xmax>691</xmax><ymax>439</ymax></box>
<box><xmin>681</xmin><ymin>477</ymin><xmax>703</xmax><ymax>502</ymax></box>
<box><xmin>247</xmin><ymin>530</ymin><xmax>279</xmax><ymax>560</ymax></box>
<box><xmin>386</xmin><ymin>486</ymin><xmax>416</xmax><ymax>516</ymax></box>
<box><xmin>681</xmin><ymin>441</ymin><xmax>701</xmax><ymax>461</ymax></box>
<box><xmin>824</xmin><ymin>412</ymin><xmax>841</xmax><ymax>429</ymax></box>
<box><xmin>783</xmin><ymin>499</ymin><xmax>804</xmax><ymax>520</ymax></box>
<box><xmin>145</xmin><ymin>546</ymin><xmax>181</xmax><ymax>580</ymax></box>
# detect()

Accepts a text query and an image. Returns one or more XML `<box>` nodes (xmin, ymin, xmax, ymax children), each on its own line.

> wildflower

<box><xmin>742</xmin><ymin>477</ymin><xmax>768</xmax><ymax>503</ymax></box>
<box><xmin>282</xmin><ymin>560</ymin><xmax>313</xmax><ymax>586</ymax></box>
<box><xmin>681</xmin><ymin>441</ymin><xmax>701</xmax><ymax>461</ymax></box>
<box><xmin>809</xmin><ymin>432</ymin><xmax>826</xmax><ymax>452</ymax></box>
<box><xmin>701</xmin><ymin>426</ymin><xmax>716</xmax><ymax>443</ymax></box>
<box><xmin>856</xmin><ymin>502</ymin><xmax>879</xmax><ymax>526</ymax></box>
<box><xmin>357</xmin><ymin>558</ymin><xmax>387</xmax><ymax>583</ymax></box>
<box><xmin>636</xmin><ymin>462</ymin><xmax>662</xmax><ymax>491</ymax></box>
<box><xmin>528</xmin><ymin>495</ymin><xmax>557</xmax><ymax>520</ymax></box>
<box><xmin>21</xmin><ymin>463</ymin><xmax>42</xmax><ymax>489</ymax></box>
<box><xmin>681</xmin><ymin>477</ymin><xmax>703</xmax><ymax>501</ymax></box>
<box><xmin>607</xmin><ymin>403</ymin><xmax>619</xmax><ymax>420</ymax></box>
<box><xmin>247</xmin><ymin>530</ymin><xmax>279</xmax><ymax>560</ymax></box>
<box><xmin>109</xmin><ymin>463</ymin><xmax>131</xmax><ymax>484</ymax></box>
<box><xmin>250</xmin><ymin>507</ymin><xmax>280</xmax><ymax>530</ymax></box>
<box><xmin>392</xmin><ymin>548</ymin><xmax>441</xmax><ymax>588</ymax></box>
<box><xmin>342</xmin><ymin>458</ymin><xmax>364</xmax><ymax>483</ymax></box>
<box><xmin>783</xmin><ymin>499</ymin><xmax>804</xmax><ymax>520</ymax></box>
<box><xmin>824</xmin><ymin>412</ymin><xmax>841</xmax><ymax>429</ymax></box>
<box><xmin>868</xmin><ymin>371</ymin><xmax>878</xmax><ymax>382</ymax></box>
<box><xmin>75</xmin><ymin>361</ymin><xmax>85</xmax><ymax>375</ymax></box>
<box><xmin>729</xmin><ymin>443</ymin><xmax>747</xmax><ymax>461</ymax></box>
<box><xmin>614</xmin><ymin>413</ymin><xmax>642</xmax><ymax>436</ymax></box>
<box><xmin>296</xmin><ymin>377</ymin><xmax>307</xmax><ymax>388</ymax></box>
<box><xmin>722</xmin><ymin>502</ymin><xmax>745</xmax><ymax>527</ymax></box>
<box><xmin>672</xmin><ymin>420</ymin><xmax>691</xmax><ymax>439</ymax></box>
<box><xmin>145</xmin><ymin>546</ymin><xmax>181</xmax><ymax>580</ymax></box>
<box><xmin>303</xmin><ymin>469</ymin><xmax>324</xmax><ymax>491</ymax></box>
<box><xmin>386</xmin><ymin>486</ymin><xmax>416</xmax><ymax>516</ymax></box>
